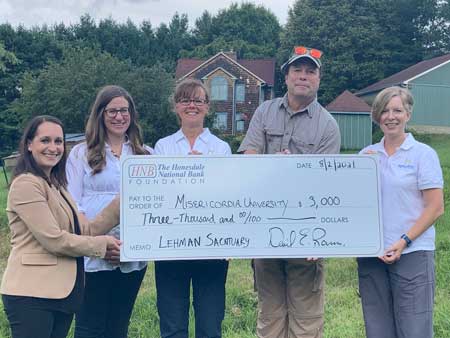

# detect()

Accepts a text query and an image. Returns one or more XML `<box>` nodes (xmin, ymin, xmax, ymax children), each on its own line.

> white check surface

<box><xmin>120</xmin><ymin>155</ymin><xmax>383</xmax><ymax>260</ymax></box>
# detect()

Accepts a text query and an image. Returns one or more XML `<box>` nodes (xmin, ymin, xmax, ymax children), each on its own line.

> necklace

<box><xmin>107</xmin><ymin>137</ymin><xmax>125</xmax><ymax>158</ymax></box>
<box><xmin>110</xmin><ymin>148</ymin><xmax>121</xmax><ymax>158</ymax></box>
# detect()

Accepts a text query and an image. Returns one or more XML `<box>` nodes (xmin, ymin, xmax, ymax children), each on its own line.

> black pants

<box><xmin>155</xmin><ymin>260</ymin><xmax>228</xmax><ymax>338</ymax></box>
<box><xmin>74</xmin><ymin>267</ymin><xmax>146</xmax><ymax>338</ymax></box>
<box><xmin>2</xmin><ymin>295</ymin><xmax>73</xmax><ymax>338</ymax></box>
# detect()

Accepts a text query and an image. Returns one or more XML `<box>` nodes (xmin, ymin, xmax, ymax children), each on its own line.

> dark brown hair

<box><xmin>13</xmin><ymin>115</ymin><xmax>68</xmax><ymax>188</ymax></box>
<box><xmin>85</xmin><ymin>85</ymin><xmax>149</xmax><ymax>174</ymax></box>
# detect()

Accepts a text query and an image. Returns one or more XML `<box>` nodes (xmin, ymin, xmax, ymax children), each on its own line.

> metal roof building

<box><xmin>356</xmin><ymin>54</ymin><xmax>450</xmax><ymax>133</ymax></box>
<box><xmin>327</xmin><ymin>90</ymin><xmax>372</xmax><ymax>150</ymax></box>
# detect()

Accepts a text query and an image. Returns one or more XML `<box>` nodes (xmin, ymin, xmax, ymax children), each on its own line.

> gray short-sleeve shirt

<box><xmin>238</xmin><ymin>94</ymin><xmax>341</xmax><ymax>155</ymax></box>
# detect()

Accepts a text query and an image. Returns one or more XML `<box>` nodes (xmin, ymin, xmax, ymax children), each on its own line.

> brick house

<box><xmin>175</xmin><ymin>51</ymin><xmax>276</xmax><ymax>134</ymax></box>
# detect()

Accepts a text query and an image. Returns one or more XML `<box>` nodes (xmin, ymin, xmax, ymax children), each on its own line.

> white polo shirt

<box><xmin>360</xmin><ymin>134</ymin><xmax>443</xmax><ymax>253</ymax></box>
<box><xmin>154</xmin><ymin>128</ymin><xmax>231</xmax><ymax>155</ymax></box>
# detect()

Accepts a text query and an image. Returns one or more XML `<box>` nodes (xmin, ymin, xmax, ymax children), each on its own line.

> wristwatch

<box><xmin>401</xmin><ymin>234</ymin><xmax>412</xmax><ymax>247</ymax></box>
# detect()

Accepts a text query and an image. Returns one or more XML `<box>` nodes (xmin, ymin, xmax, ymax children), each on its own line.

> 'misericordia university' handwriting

<box><xmin>174</xmin><ymin>193</ymin><xmax>288</xmax><ymax>212</ymax></box>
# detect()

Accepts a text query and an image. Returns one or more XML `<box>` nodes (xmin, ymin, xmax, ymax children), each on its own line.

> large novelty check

<box><xmin>120</xmin><ymin>155</ymin><xmax>383</xmax><ymax>261</ymax></box>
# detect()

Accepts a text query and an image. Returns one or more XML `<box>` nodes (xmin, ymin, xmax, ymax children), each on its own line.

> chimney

<box><xmin>224</xmin><ymin>50</ymin><xmax>237</xmax><ymax>60</ymax></box>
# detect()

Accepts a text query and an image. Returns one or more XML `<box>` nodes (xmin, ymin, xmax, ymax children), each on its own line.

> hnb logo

<box><xmin>128</xmin><ymin>164</ymin><xmax>157</xmax><ymax>178</ymax></box>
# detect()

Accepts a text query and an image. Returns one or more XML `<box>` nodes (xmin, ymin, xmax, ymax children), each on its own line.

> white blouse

<box><xmin>154</xmin><ymin>128</ymin><xmax>231</xmax><ymax>155</ymax></box>
<box><xmin>66</xmin><ymin>141</ymin><xmax>152</xmax><ymax>273</ymax></box>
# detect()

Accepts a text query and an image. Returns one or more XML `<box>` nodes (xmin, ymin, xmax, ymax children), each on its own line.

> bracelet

<box><xmin>401</xmin><ymin>234</ymin><xmax>412</xmax><ymax>247</ymax></box>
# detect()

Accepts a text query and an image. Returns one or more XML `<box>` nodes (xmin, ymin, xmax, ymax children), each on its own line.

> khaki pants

<box><xmin>254</xmin><ymin>258</ymin><xmax>324</xmax><ymax>338</ymax></box>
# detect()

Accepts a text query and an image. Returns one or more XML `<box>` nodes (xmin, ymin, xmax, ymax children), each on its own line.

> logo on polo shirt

<box><xmin>397</xmin><ymin>158</ymin><xmax>414</xmax><ymax>170</ymax></box>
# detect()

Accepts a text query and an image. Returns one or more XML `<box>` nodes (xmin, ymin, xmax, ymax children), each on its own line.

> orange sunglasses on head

<box><xmin>294</xmin><ymin>46</ymin><xmax>323</xmax><ymax>59</ymax></box>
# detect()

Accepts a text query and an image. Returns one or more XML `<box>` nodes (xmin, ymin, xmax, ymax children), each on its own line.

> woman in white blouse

<box><xmin>154</xmin><ymin>79</ymin><xmax>231</xmax><ymax>338</ymax></box>
<box><xmin>66</xmin><ymin>85</ymin><xmax>151</xmax><ymax>338</ymax></box>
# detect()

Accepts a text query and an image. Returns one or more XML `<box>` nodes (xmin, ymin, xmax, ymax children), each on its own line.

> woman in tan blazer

<box><xmin>1</xmin><ymin>115</ymin><xmax>121</xmax><ymax>338</ymax></box>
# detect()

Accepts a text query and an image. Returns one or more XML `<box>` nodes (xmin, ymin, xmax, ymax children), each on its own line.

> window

<box><xmin>235</xmin><ymin>83</ymin><xmax>245</xmax><ymax>102</ymax></box>
<box><xmin>235</xmin><ymin>112</ymin><xmax>245</xmax><ymax>133</ymax></box>
<box><xmin>210</xmin><ymin>76</ymin><xmax>228</xmax><ymax>101</ymax></box>
<box><xmin>214</xmin><ymin>112</ymin><xmax>228</xmax><ymax>131</ymax></box>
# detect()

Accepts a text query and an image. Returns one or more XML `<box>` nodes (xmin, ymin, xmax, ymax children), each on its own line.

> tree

<box><xmin>371</xmin><ymin>0</ymin><xmax>440</xmax><ymax>73</ymax></box>
<box><xmin>281</xmin><ymin>0</ymin><xmax>442</xmax><ymax>104</ymax></box>
<box><xmin>0</xmin><ymin>23</ymin><xmax>63</xmax><ymax>114</ymax></box>
<box><xmin>135</xmin><ymin>20</ymin><xmax>158</xmax><ymax>66</ymax></box>
<box><xmin>192</xmin><ymin>11</ymin><xmax>214</xmax><ymax>46</ymax></box>
<box><xmin>71</xmin><ymin>14</ymin><xmax>98</xmax><ymax>47</ymax></box>
<box><xmin>188</xmin><ymin>3</ymin><xmax>281</xmax><ymax>58</ymax></box>
<box><xmin>211</xmin><ymin>3</ymin><xmax>281</xmax><ymax>46</ymax></box>
<box><xmin>0</xmin><ymin>22</ymin><xmax>64</xmax><ymax>131</ymax></box>
<box><xmin>0</xmin><ymin>42</ymin><xmax>20</xmax><ymax>157</ymax></box>
<box><xmin>8</xmin><ymin>46</ymin><xmax>177</xmax><ymax>146</ymax></box>
<box><xmin>154</xmin><ymin>13</ymin><xmax>194</xmax><ymax>69</ymax></box>
<box><xmin>0</xmin><ymin>42</ymin><xmax>18</xmax><ymax>72</ymax></box>
<box><xmin>427</xmin><ymin>0</ymin><xmax>450</xmax><ymax>54</ymax></box>
<box><xmin>180</xmin><ymin>37</ymin><xmax>277</xmax><ymax>59</ymax></box>
<box><xmin>0</xmin><ymin>40</ymin><xmax>19</xmax><ymax>108</ymax></box>
<box><xmin>281</xmin><ymin>0</ymin><xmax>382</xmax><ymax>102</ymax></box>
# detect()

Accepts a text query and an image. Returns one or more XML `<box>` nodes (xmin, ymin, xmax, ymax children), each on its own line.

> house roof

<box><xmin>357</xmin><ymin>53</ymin><xmax>450</xmax><ymax>96</ymax></box>
<box><xmin>326</xmin><ymin>90</ymin><xmax>371</xmax><ymax>113</ymax></box>
<box><xmin>175</xmin><ymin>59</ymin><xmax>203</xmax><ymax>79</ymax></box>
<box><xmin>239</xmin><ymin>59</ymin><xmax>276</xmax><ymax>86</ymax></box>
<box><xmin>175</xmin><ymin>53</ymin><xmax>276</xmax><ymax>86</ymax></box>
<box><xmin>202</xmin><ymin>66</ymin><xmax>237</xmax><ymax>80</ymax></box>
<box><xmin>66</xmin><ymin>133</ymin><xmax>85</xmax><ymax>142</ymax></box>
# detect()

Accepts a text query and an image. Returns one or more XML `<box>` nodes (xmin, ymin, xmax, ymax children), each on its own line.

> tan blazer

<box><xmin>1</xmin><ymin>173</ymin><xmax>120</xmax><ymax>299</ymax></box>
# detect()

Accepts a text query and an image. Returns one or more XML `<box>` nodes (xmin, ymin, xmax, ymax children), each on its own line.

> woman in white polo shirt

<box><xmin>357</xmin><ymin>86</ymin><xmax>444</xmax><ymax>338</ymax></box>
<box><xmin>153</xmin><ymin>78</ymin><xmax>231</xmax><ymax>338</ymax></box>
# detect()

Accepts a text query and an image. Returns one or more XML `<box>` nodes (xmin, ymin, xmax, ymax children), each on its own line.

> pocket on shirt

<box><xmin>291</xmin><ymin>135</ymin><xmax>315</xmax><ymax>154</ymax></box>
<box><xmin>21</xmin><ymin>253</ymin><xmax>57</xmax><ymax>266</ymax></box>
<box><xmin>264</xmin><ymin>128</ymin><xmax>284</xmax><ymax>153</ymax></box>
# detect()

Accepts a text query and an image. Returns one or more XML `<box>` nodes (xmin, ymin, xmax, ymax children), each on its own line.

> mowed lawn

<box><xmin>0</xmin><ymin>134</ymin><xmax>449</xmax><ymax>338</ymax></box>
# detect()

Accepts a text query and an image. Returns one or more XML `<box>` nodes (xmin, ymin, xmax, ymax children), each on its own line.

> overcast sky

<box><xmin>0</xmin><ymin>0</ymin><xmax>296</xmax><ymax>28</ymax></box>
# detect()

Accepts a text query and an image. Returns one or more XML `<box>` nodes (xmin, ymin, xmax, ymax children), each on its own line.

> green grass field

<box><xmin>0</xmin><ymin>134</ymin><xmax>449</xmax><ymax>337</ymax></box>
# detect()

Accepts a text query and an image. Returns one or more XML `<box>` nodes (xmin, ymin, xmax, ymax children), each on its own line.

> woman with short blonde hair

<box><xmin>358</xmin><ymin>86</ymin><xmax>444</xmax><ymax>338</ymax></box>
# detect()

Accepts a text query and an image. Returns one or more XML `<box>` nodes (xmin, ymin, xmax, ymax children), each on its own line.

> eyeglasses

<box><xmin>104</xmin><ymin>107</ymin><xmax>130</xmax><ymax>118</ymax></box>
<box><xmin>178</xmin><ymin>98</ymin><xmax>208</xmax><ymax>106</ymax></box>
<box><xmin>294</xmin><ymin>46</ymin><xmax>323</xmax><ymax>59</ymax></box>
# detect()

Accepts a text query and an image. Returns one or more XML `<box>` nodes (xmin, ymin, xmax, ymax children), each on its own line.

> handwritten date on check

<box><xmin>120</xmin><ymin>155</ymin><xmax>383</xmax><ymax>261</ymax></box>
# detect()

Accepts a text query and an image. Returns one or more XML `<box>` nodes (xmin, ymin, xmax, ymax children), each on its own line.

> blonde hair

<box><xmin>371</xmin><ymin>86</ymin><xmax>413</xmax><ymax>124</ymax></box>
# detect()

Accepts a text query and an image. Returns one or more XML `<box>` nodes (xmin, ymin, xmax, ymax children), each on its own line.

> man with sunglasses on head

<box><xmin>238</xmin><ymin>46</ymin><xmax>340</xmax><ymax>338</ymax></box>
